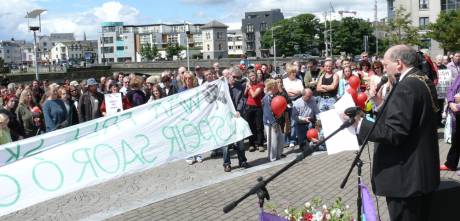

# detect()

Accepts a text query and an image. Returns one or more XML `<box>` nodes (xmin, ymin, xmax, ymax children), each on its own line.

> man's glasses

<box><xmin>232</xmin><ymin>76</ymin><xmax>242</xmax><ymax>79</ymax></box>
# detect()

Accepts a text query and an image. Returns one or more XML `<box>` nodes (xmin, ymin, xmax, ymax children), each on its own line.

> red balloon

<box><xmin>307</xmin><ymin>128</ymin><xmax>319</xmax><ymax>141</ymax></box>
<box><xmin>356</xmin><ymin>92</ymin><xmax>368</xmax><ymax>109</ymax></box>
<box><xmin>348</xmin><ymin>75</ymin><xmax>360</xmax><ymax>89</ymax></box>
<box><xmin>255</xmin><ymin>63</ymin><xmax>261</xmax><ymax>70</ymax></box>
<box><xmin>347</xmin><ymin>87</ymin><xmax>358</xmax><ymax>103</ymax></box>
<box><xmin>271</xmin><ymin>96</ymin><xmax>287</xmax><ymax>118</ymax></box>
<box><xmin>239</xmin><ymin>64</ymin><xmax>246</xmax><ymax>70</ymax></box>
<box><xmin>31</xmin><ymin>106</ymin><xmax>41</xmax><ymax>113</ymax></box>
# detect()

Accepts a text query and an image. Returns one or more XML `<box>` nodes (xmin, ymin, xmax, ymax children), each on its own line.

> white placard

<box><xmin>104</xmin><ymin>93</ymin><xmax>123</xmax><ymax>116</ymax></box>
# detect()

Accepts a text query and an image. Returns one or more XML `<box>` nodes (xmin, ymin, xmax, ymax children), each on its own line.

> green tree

<box><xmin>428</xmin><ymin>10</ymin><xmax>460</xmax><ymax>52</ymax></box>
<box><xmin>140</xmin><ymin>43</ymin><xmax>159</xmax><ymax>61</ymax></box>
<box><xmin>261</xmin><ymin>13</ymin><xmax>322</xmax><ymax>57</ymax></box>
<box><xmin>382</xmin><ymin>6</ymin><xmax>422</xmax><ymax>46</ymax></box>
<box><xmin>329</xmin><ymin>17</ymin><xmax>376</xmax><ymax>55</ymax></box>
<box><xmin>165</xmin><ymin>43</ymin><xmax>184</xmax><ymax>60</ymax></box>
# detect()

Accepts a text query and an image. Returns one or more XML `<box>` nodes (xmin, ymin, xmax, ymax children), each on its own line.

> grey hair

<box><xmin>387</xmin><ymin>45</ymin><xmax>417</xmax><ymax>67</ymax></box>
<box><xmin>228</xmin><ymin>66</ymin><xmax>242</xmax><ymax>76</ymax></box>
<box><xmin>7</xmin><ymin>83</ymin><xmax>16</xmax><ymax>90</ymax></box>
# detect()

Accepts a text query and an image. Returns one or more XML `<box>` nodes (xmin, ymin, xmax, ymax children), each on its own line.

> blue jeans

<box><xmin>222</xmin><ymin>141</ymin><xmax>247</xmax><ymax>166</ymax></box>
<box><xmin>318</xmin><ymin>97</ymin><xmax>337</xmax><ymax>112</ymax></box>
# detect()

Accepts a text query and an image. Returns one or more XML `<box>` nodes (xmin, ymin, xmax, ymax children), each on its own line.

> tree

<box><xmin>382</xmin><ymin>6</ymin><xmax>422</xmax><ymax>46</ymax></box>
<box><xmin>140</xmin><ymin>43</ymin><xmax>159</xmax><ymax>61</ymax></box>
<box><xmin>165</xmin><ymin>43</ymin><xmax>184</xmax><ymax>60</ymax></box>
<box><xmin>261</xmin><ymin>13</ymin><xmax>322</xmax><ymax>57</ymax></box>
<box><xmin>428</xmin><ymin>10</ymin><xmax>460</xmax><ymax>52</ymax></box>
<box><xmin>329</xmin><ymin>17</ymin><xmax>376</xmax><ymax>56</ymax></box>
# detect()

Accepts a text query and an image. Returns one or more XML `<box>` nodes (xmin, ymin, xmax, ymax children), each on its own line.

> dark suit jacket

<box><xmin>78</xmin><ymin>92</ymin><xmax>104</xmax><ymax>123</ymax></box>
<box><xmin>229</xmin><ymin>82</ymin><xmax>246</xmax><ymax>114</ymax></box>
<box><xmin>358</xmin><ymin>68</ymin><xmax>440</xmax><ymax>198</ymax></box>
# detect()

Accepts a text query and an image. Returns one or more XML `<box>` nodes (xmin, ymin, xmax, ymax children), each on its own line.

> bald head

<box><xmin>383</xmin><ymin>45</ymin><xmax>417</xmax><ymax>76</ymax></box>
<box><xmin>384</xmin><ymin>45</ymin><xmax>417</xmax><ymax>67</ymax></box>
<box><xmin>302</xmin><ymin>88</ymin><xmax>313</xmax><ymax>101</ymax></box>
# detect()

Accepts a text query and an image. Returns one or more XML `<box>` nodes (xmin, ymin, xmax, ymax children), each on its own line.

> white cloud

<box><xmin>207</xmin><ymin>0</ymin><xmax>387</xmax><ymax>27</ymax></box>
<box><xmin>1</xmin><ymin>1</ymin><xmax>140</xmax><ymax>41</ymax></box>
<box><xmin>1</xmin><ymin>0</ymin><xmax>388</xmax><ymax>42</ymax></box>
<box><xmin>0</xmin><ymin>0</ymin><xmax>38</xmax><ymax>40</ymax></box>
<box><xmin>195</xmin><ymin>11</ymin><xmax>207</xmax><ymax>18</ymax></box>
<box><xmin>181</xmin><ymin>0</ymin><xmax>228</xmax><ymax>4</ymax></box>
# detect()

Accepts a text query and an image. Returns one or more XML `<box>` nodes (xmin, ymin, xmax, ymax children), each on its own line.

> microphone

<box><xmin>344</xmin><ymin>106</ymin><xmax>361</xmax><ymax>118</ymax></box>
<box><xmin>375</xmin><ymin>76</ymin><xmax>388</xmax><ymax>92</ymax></box>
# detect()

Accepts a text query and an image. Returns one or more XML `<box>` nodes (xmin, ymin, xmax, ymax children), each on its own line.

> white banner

<box><xmin>0</xmin><ymin>79</ymin><xmax>251</xmax><ymax>216</ymax></box>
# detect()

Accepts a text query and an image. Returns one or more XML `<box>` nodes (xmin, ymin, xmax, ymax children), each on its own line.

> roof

<box><xmin>201</xmin><ymin>20</ymin><xmax>228</xmax><ymax>29</ymax></box>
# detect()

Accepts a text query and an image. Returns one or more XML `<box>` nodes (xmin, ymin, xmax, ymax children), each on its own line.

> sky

<box><xmin>0</xmin><ymin>0</ymin><xmax>387</xmax><ymax>41</ymax></box>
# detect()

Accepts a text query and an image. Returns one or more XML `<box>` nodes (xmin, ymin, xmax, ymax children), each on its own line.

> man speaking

<box><xmin>354</xmin><ymin>45</ymin><xmax>440</xmax><ymax>221</ymax></box>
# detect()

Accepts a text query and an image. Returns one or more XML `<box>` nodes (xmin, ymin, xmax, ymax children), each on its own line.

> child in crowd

<box><xmin>309</xmin><ymin>120</ymin><xmax>326</xmax><ymax>152</ymax></box>
<box><xmin>262</xmin><ymin>79</ymin><xmax>284</xmax><ymax>162</ymax></box>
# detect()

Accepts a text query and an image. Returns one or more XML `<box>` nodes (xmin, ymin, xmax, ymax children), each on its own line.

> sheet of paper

<box><xmin>319</xmin><ymin>108</ymin><xmax>359</xmax><ymax>155</ymax></box>
<box><xmin>104</xmin><ymin>93</ymin><xmax>123</xmax><ymax>116</ymax></box>
<box><xmin>333</xmin><ymin>93</ymin><xmax>355</xmax><ymax>114</ymax></box>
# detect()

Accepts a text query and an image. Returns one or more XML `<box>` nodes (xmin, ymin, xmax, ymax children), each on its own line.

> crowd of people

<box><xmin>1</xmin><ymin>50</ymin><xmax>459</xmax><ymax>174</ymax></box>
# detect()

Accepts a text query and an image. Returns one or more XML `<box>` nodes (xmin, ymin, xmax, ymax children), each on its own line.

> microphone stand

<box><xmin>223</xmin><ymin>118</ymin><xmax>356</xmax><ymax>214</ymax></box>
<box><xmin>340</xmin><ymin>81</ymin><xmax>399</xmax><ymax>220</ymax></box>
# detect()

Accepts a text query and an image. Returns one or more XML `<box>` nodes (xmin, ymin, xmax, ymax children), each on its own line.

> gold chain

<box><xmin>406</xmin><ymin>74</ymin><xmax>439</xmax><ymax>112</ymax></box>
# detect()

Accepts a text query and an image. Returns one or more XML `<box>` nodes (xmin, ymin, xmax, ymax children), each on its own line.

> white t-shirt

<box><xmin>283</xmin><ymin>78</ymin><xmax>304</xmax><ymax>95</ymax></box>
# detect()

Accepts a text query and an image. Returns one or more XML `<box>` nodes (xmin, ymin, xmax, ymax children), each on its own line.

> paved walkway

<box><xmin>2</xmin><ymin>131</ymin><xmax>457</xmax><ymax>221</ymax></box>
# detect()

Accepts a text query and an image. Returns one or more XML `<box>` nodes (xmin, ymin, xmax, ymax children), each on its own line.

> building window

<box><xmin>246</xmin><ymin>33</ymin><xmax>255</xmax><ymax>41</ymax></box>
<box><xmin>206</xmin><ymin>32</ymin><xmax>211</xmax><ymax>40</ymax></box>
<box><xmin>236</xmin><ymin>45</ymin><xmax>241</xmax><ymax>49</ymax></box>
<box><xmin>6</xmin><ymin>50</ymin><xmax>9</xmax><ymax>53</ymax></box>
<box><xmin>421</xmin><ymin>39</ymin><xmax>431</xmax><ymax>49</ymax></box>
<box><xmin>116</xmin><ymin>46</ymin><xmax>124</xmax><ymax>51</ymax></box>
<box><xmin>43</xmin><ymin>42</ymin><xmax>47</xmax><ymax>47</ymax></box>
<box><xmin>103</xmin><ymin>37</ymin><xmax>114</xmax><ymax>44</ymax></box>
<box><xmin>218</xmin><ymin>44</ymin><xmax>222</xmax><ymax>50</ymax></box>
<box><xmin>420</xmin><ymin>0</ymin><xmax>429</xmax><ymax>9</ymax></box>
<box><xmin>229</xmin><ymin>46</ymin><xmax>233</xmax><ymax>50</ymax></box>
<box><xmin>419</xmin><ymin>17</ymin><xmax>429</xmax><ymax>29</ymax></box>
<box><xmin>102</xmin><ymin>47</ymin><xmax>114</xmax><ymax>53</ymax></box>
<box><xmin>441</xmin><ymin>0</ymin><xmax>460</xmax><ymax>11</ymax></box>
<box><xmin>260</xmin><ymin>23</ymin><xmax>267</xmax><ymax>32</ymax></box>
<box><xmin>246</xmin><ymin>24</ymin><xmax>254</xmax><ymax>33</ymax></box>
<box><xmin>207</xmin><ymin>44</ymin><xmax>210</xmax><ymax>51</ymax></box>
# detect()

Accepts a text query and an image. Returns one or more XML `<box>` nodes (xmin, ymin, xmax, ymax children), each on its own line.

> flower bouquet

<box><xmin>264</xmin><ymin>197</ymin><xmax>354</xmax><ymax>221</ymax></box>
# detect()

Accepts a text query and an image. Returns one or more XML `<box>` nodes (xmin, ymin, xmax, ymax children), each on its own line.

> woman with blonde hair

<box><xmin>42</xmin><ymin>85</ymin><xmax>67</xmax><ymax>132</ymax></box>
<box><xmin>179</xmin><ymin>71</ymin><xmax>198</xmax><ymax>92</ymax></box>
<box><xmin>16</xmin><ymin>89</ymin><xmax>39</xmax><ymax>138</ymax></box>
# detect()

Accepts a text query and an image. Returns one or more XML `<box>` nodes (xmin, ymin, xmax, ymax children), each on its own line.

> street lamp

<box><xmin>271</xmin><ymin>26</ymin><xmax>281</xmax><ymax>69</ymax></box>
<box><xmin>184</xmin><ymin>22</ymin><xmax>190</xmax><ymax>71</ymax></box>
<box><xmin>25</xmin><ymin>9</ymin><xmax>46</xmax><ymax>81</ymax></box>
